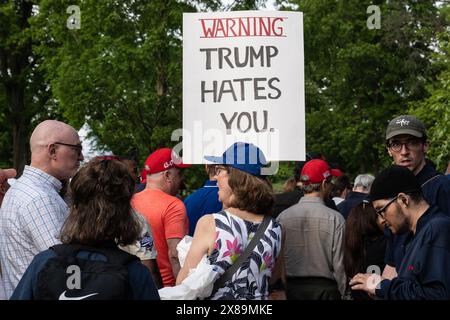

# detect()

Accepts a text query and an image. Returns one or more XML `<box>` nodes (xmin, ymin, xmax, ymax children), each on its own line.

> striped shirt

<box><xmin>0</xmin><ymin>166</ymin><xmax>68</xmax><ymax>298</ymax></box>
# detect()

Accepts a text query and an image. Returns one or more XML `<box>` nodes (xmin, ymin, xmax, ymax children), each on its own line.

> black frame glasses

<box><xmin>375</xmin><ymin>196</ymin><xmax>398</xmax><ymax>218</ymax></box>
<box><xmin>388</xmin><ymin>139</ymin><xmax>422</xmax><ymax>152</ymax></box>
<box><xmin>53</xmin><ymin>142</ymin><xmax>83</xmax><ymax>155</ymax></box>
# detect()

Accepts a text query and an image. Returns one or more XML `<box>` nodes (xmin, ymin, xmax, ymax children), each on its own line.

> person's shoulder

<box><xmin>29</xmin><ymin>249</ymin><xmax>57</xmax><ymax>268</ymax></box>
<box><xmin>323</xmin><ymin>204</ymin><xmax>345</xmax><ymax>223</ymax></box>
<box><xmin>126</xmin><ymin>258</ymin><xmax>148</xmax><ymax>273</ymax></box>
<box><xmin>422</xmin><ymin>213</ymin><xmax>450</xmax><ymax>247</ymax></box>
<box><xmin>429</xmin><ymin>212</ymin><xmax>450</xmax><ymax>228</ymax></box>
<box><xmin>4</xmin><ymin>180</ymin><xmax>44</xmax><ymax>204</ymax></box>
<box><xmin>275</xmin><ymin>189</ymin><xmax>302</xmax><ymax>202</ymax></box>
<box><xmin>195</xmin><ymin>214</ymin><xmax>215</xmax><ymax>232</ymax></box>
<box><xmin>434</xmin><ymin>174</ymin><xmax>450</xmax><ymax>187</ymax></box>
<box><xmin>198</xmin><ymin>213</ymin><xmax>215</xmax><ymax>225</ymax></box>
<box><xmin>167</xmin><ymin>194</ymin><xmax>185</xmax><ymax>207</ymax></box>
<box><xmin>183</xmin><ymin>187</ymin><xmax>206</xmax><ymax>204</ymax></box>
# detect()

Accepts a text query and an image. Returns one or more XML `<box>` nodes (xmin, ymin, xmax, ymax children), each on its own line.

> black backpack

<box><xmin>35</xmin><ymin>244</ymin><xmax>138</xmax><ymax>300</ymax></box>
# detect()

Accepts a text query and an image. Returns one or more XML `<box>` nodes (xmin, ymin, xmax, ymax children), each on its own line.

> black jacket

<box><xmin>337</xmin><ymin>191</ymin><xmax>368</xmax><ymax>220</ymax></box>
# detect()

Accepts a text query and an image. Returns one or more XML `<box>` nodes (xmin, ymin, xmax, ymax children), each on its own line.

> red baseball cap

<box><xmin>330</xmin><ymin>168</ymin><xmax>344</xmax><ymax>177</ymax></box>
<box><xmin>140</xmin><ymin>148</ymin><xmax>191</xmax><ymax>183</ymax></box>
<box><xmin>300</xmin><ymin>159</ymin><xmax>331</xmax><ymax>185</ymax></box>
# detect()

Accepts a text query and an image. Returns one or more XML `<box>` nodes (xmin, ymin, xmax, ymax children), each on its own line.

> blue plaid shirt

<box><xmin>0</xmin><ymin>166</ymin><xmax>68</xmax><ymax>298</ymax></box>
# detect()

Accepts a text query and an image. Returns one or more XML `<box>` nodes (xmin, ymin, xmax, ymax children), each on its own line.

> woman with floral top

<box><xmin>176</xmin><ymin>142</ymin><xmax>284</xmax><ymax>300</ymax></box>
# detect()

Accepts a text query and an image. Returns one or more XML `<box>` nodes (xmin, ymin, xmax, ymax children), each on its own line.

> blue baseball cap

<box><xmin>204</xmin><ymin>142</ymin><xmax>267</xmax><ymax>177</ymax></box>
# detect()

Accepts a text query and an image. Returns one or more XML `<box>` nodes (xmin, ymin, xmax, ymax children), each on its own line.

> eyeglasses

<box><xmin>388</xmin><ymin>139</ymin><xmax>422</xmax><ymax>152</ymax></box>
<box><xmin>53</xmin><ymin>142</ymin><xmax>83</xmax><ymax>156</ymax></box>
<box><xmin>214</xmin><ymin>166</ymin><xmax>227</xmax><ymax>176</ymax></box>
<box><xmin>375</xmin><ymin>196</ymin><xmax>398</xmax><ymax>218</ymax></box>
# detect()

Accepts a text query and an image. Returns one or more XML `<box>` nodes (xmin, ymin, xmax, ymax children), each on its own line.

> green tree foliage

<box><xmin>1</xmin><ymin>0</ymin><xmax>448</xmax><ymax>186</ymax></box>
<box><xmin>409</xmin><ymin>5</ymin><xmax>450</xmax><ymax>172</ymax></box>
<box><xmin>31</xmin><ymin>0</ymin><xmax>198</xmax><ymax>162</ymax></box>
<box><xmin>29</xmin><ymin>0</ymin><xmax>269</xmax><ymax>192</ymax></box>
<box><xmin>276</xmin><ymin>0</ymin><xmax>447</xmax><ymax>175</ymax></box>
<box><xmin>0</xmin><ymin>0</ymin><xmax>51</xmax><ymax>172</ymax></box>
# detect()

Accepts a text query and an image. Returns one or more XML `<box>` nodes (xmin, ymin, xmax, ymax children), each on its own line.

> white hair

<box><xmin>353</xmin><ymin>174</ymin><xmax>375</xmax><ymax>192</ymax></box>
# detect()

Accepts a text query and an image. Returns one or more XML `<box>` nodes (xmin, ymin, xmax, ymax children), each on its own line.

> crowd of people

<box><xmin>0</xmin><ymin>115</ymin><xmax>449</xmax><ymax>300</ymax></box>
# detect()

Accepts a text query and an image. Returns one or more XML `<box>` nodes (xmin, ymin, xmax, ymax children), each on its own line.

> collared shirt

<box><xmin>0</xmin><ymin>166</ymin><xmax>68</xmax><ymax>298</ymax></box>
<box><xmin>277</xmin><ymin>196</ymin><xmax>347</xmax><ymax>295</ymax></box>
<box><xmin>183</xmin><ymin>180</ymin><xmax>222</xmax><ymax>236</ymax></box>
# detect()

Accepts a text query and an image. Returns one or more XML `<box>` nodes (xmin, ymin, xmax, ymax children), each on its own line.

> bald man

<box><xmin>0</xmin><ymin>120</ymin><xmax>83</xmax><ymax>298</ymax></box>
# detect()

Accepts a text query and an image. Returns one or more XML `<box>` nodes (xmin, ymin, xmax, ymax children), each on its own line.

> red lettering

<box><xmin>199</xmin><ymin>17</ymin><xmax>287</xmax><ymax>38</ymax></box>
<box><xmin>200</xmin><ymin>19</ymin><xmax>216</xmax><ymax>38</ymax></box>
<box><xmin>226</xmin><ymin>18</ymin><xmax>238</xmax><ymax>37</ymax></box>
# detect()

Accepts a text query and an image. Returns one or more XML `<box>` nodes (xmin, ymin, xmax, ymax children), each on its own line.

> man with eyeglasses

<box><xmin>350</xmin><ymin>166</ymin><xmax>450</xmax><ymax>299</ymax></box>
<box><xmin>385</xmin><ymin>115</ymin><xmax>449</xmax><ymax>214</ymax></box>
<box><xmin>0</xmin><ymin>120</ymin><xmax>84</xmax><ymax>298</ymax></box>
<box><xmin>381</xmin><ymin>115</ymin><xmax>450</xmax><ymax>282</ymax></box>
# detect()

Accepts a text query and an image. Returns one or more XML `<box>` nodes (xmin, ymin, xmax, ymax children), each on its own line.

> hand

<box><xmin>349</xmin><ymin>273</ymin><xmax>383</xmax><ymax>296</ymax></box>
<box><xmin>0</xmin><ymin>168</ymin><xmax>16</xmax><ymax>191</ymax></box>
<box><xmin>0</xmin><ymin>168</ymin><xmax>17</xmax><ymax>206</ymax></box>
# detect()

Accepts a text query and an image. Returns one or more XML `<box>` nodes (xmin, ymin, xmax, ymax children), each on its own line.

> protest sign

<box><xmin>182</xmin><ymin>11</ymin><xmax>305</xmax><ymax>163</ymax></box>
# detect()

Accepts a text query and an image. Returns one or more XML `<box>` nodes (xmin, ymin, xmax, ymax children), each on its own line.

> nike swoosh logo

<box><xmin>59</xmin><ymin>291</ymin><xmax>99</xmax><ymax>300</ymax></box>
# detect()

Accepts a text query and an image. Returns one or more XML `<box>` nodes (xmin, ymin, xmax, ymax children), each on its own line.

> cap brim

<box><xmin>331</xmin><ymin>169</ymin><xmax>343</xmax><ymax>177</ymax></box>
<box><xmin>175</xmin><ymin>163</ymin><xmax>191</xmax><ymax>168</ymax></box>
<box><xmin>204</xmin><ymin>155</ymin><xmax>224</xmax><ymax>164</ymax></box>
<box><xmin>386</xmin><ymin>129</ymin><xmax>423</xmax><ymax>140</ymax></box>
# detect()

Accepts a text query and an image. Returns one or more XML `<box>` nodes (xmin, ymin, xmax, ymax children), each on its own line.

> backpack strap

<box><xmin>50</xmin><ymin>243</ymin><xmax>138</xmax><ymax>265</ymax></box>
<box><xmin>212</xmin><ymin>214</ymin><xmax>272</xmax><ymax>295</ymax></box>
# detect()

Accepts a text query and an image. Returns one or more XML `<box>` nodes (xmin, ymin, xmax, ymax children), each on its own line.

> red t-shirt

<box><xmin>132</xmin><ymin>188</ymin><xmax>188</xmax><ymax>287</ymax></box>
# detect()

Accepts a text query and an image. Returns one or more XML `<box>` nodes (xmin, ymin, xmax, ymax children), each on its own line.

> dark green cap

<box><xmin>385</xmin><ymin>115</ymin><xmax>426</xmax><ymax>140</ymax></box>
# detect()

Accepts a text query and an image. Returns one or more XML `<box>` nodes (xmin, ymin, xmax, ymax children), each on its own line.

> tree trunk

<box><xmin>5</xmin><ymin>82</ymin><xmax>28</xmax><ymax>175</ymax></box>
<box><xmin>0</xmin><ymin>1</ymin><xmax>33</xmax><ymax>175</ymax></box>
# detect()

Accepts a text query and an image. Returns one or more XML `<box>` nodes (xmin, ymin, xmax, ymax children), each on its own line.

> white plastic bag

<box><xmin>158</xmin><ymin>236</ymin><xmax>218</xmax><ymax>300</ymax></box>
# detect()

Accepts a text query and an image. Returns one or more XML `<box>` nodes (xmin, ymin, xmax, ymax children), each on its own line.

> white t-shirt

<box><xmin>118</xmin><ymin>210</ymin><xmax>157</xmax><ymax>260</ymax></box>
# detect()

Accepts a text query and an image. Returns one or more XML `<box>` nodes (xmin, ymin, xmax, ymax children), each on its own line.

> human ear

<box><xmin>49</xmin><ymin>144</ymin><xmax>57</xmax><ymax>159</ymax></box>
<box><xmin>398</xmin><ymin>193</ymin><xmax>408</xmax><ymax>207</ymax></box>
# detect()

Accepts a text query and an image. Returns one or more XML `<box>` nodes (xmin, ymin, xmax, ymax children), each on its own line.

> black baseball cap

<box><xmin>369</xmin><ymin>165</ymin><xmax>422</xmax><ymax>201</ymax></box>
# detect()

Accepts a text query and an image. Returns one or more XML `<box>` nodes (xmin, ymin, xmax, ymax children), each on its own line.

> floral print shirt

<box><xmin>208</xmin><ymin>211</ymin><xmax>282</xmax><ymax>300</ymax></box>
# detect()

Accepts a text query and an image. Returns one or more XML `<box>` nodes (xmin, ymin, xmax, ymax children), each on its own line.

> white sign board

<box><xmin>182</xmin><ymin>11</ymin><xmax>305</xmax><ymax>163</ymax></box>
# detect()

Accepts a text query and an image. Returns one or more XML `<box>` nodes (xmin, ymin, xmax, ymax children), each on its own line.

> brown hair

<box><xmin>343</xmin><ymin>202</ymin><xmax>384</xmax><ymax>279</ymax></box>
<box><xmin>205</xmin><ymin>164</ymin><xmax>216</xmax><ymax>177</ymax></box>
<box><xmin>226</xmin><ymin>166</ymin><xmax>274</xmax><ymax>216</ymax></box>
<box><xmin>60</xmin><ymin>159</ymin><xmax>141</xmax><ymax>246</ymax></box>
<box><xmin>283</xmin><ymin>177</ymin><xmax>297</xmax><ymax>192</ymax></box>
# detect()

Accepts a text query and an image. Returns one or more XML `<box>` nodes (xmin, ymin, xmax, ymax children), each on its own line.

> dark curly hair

<box><xmin>59</xmin><ymin>159</ymin><xmax>141</xmax><ymax>246</ymax></box>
